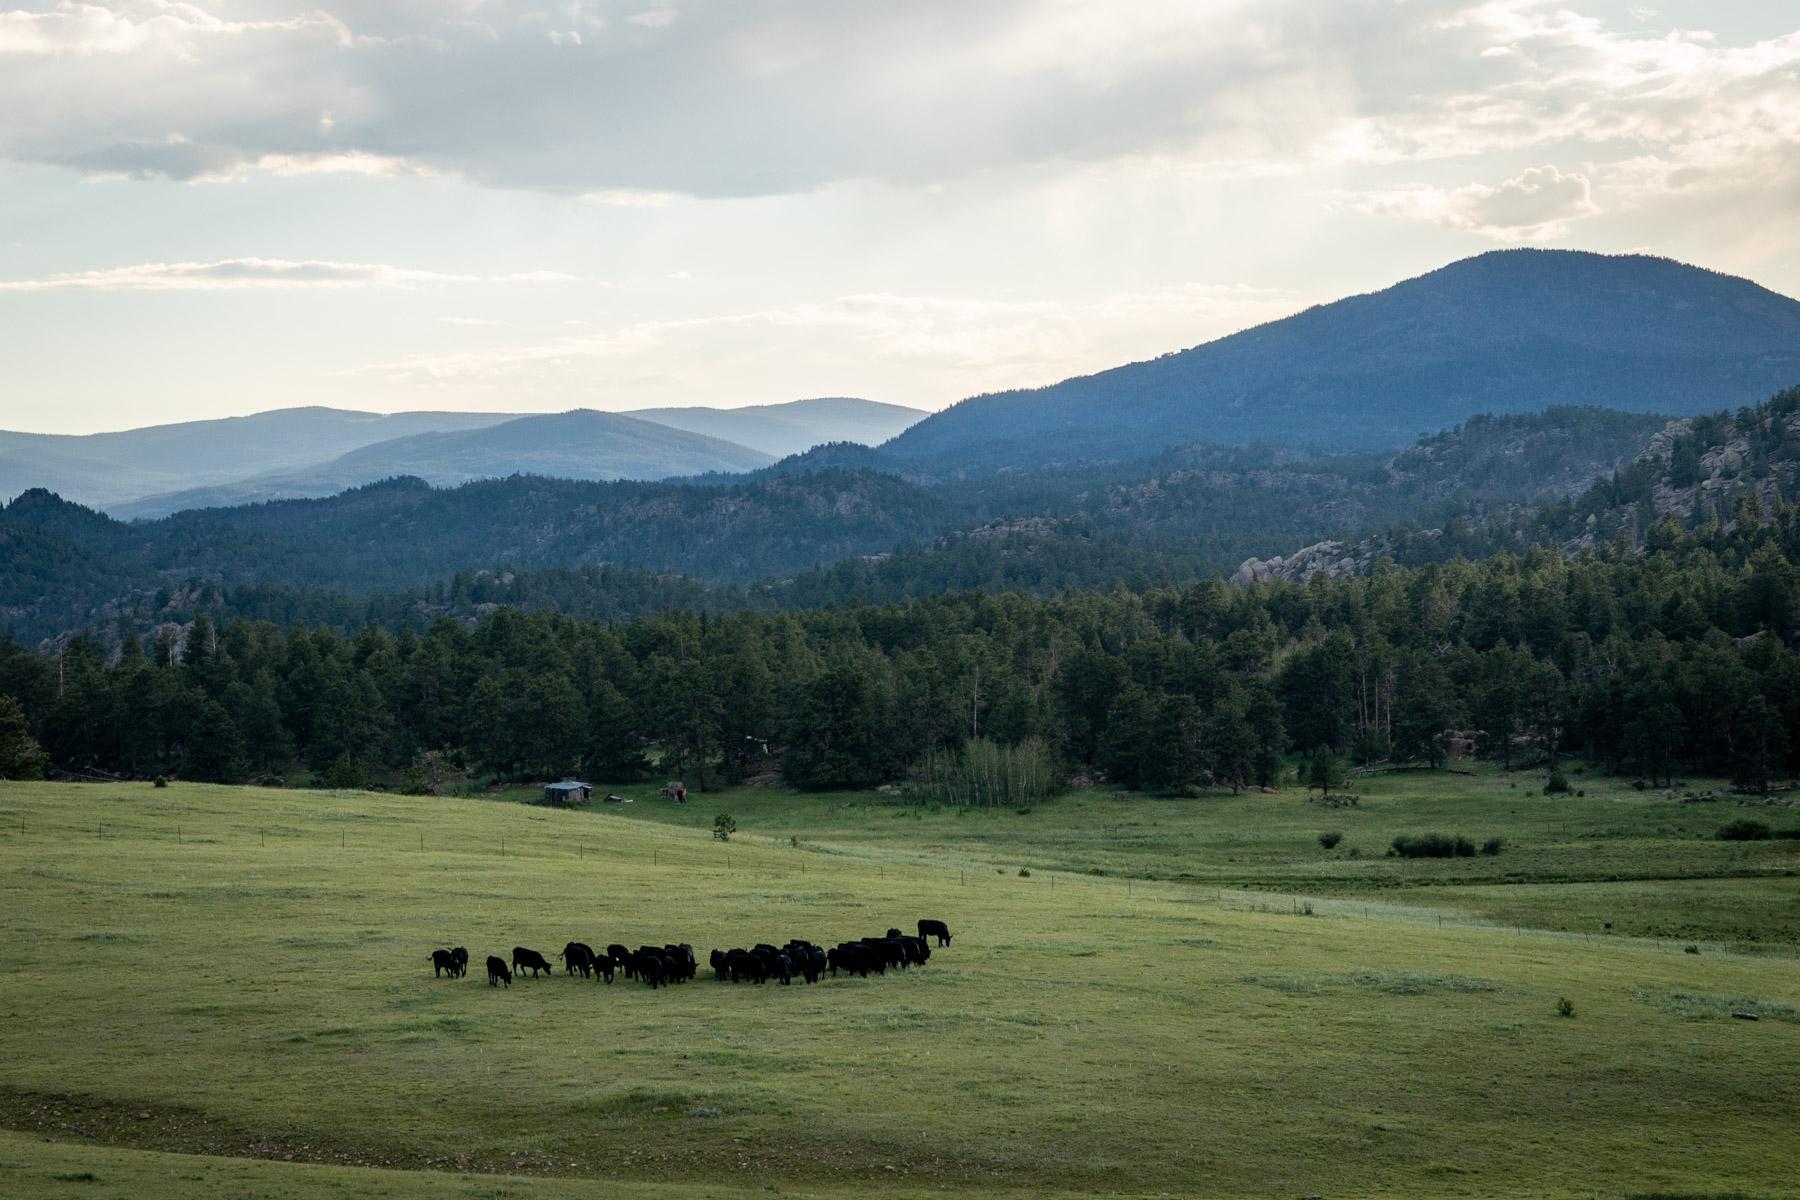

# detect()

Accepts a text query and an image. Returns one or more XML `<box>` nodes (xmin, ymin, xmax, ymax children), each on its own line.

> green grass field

<box><xmin>2</xmin><ymin>773</ymin><xmax>1797</xmax><ymax>1199</ymax></box>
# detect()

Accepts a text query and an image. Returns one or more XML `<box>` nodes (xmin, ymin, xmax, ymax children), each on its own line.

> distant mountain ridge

<box><xmin>113</xmin><ymin>411</ymin><xmax>775</xmax><ymax>519</ymax></box>
<box><xmin>3</xmin><ymin>398</ymin><xmax>917</xmax><ymax>517</ymax></box>
<box><xmin>624</xmin><ymin>397</ymin><xmax>923</xmax><ymax>457</ymax></box>
<box><xmin>883</xmin><ymin>249</ymin><xmax>1800</xmax><ymax>469</ymax></box>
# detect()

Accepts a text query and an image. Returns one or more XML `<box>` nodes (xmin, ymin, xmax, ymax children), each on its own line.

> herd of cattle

<box><xmin>429</xmin><ymin>919</ymin><xmax>955</xmax><ymax>989</ymax></box>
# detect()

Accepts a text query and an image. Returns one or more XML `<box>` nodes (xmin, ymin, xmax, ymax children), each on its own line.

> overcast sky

<box><xmin>2</xmin><ymin>0</ymin><xmax>1798</xmax><ymax>433</ymax></box>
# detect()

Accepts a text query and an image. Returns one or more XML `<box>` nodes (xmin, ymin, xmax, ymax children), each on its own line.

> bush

<box><xmin>1716</xmin><ymin>819</ymin><xmax>1772</xmax><ymax>842</ymax></box>
<box><xmin>712</xmin><ymin>813</ymin><xmax>737</xmax><ymax>842</ymax></box>
<box><xmin>1480</xmin><ymin>836</ymin><xmax>1504</xmax><ymax>856</ymax></box>
<box><xmin>1391</xmin><ymin>833</ymin><xmax>1476</xmax><ymax>859</ymax></box>
<box><xmin>1576</xmin><ymin>789</ymin><xmax>1585</xmax><ymax>797</ymax></box>
<box><xmin>321</xmin><ymin>753</ymin><xmax>368</xmax><ymax>790</ymax></box>
<box><xmin>1545</xmin><ymin>769</ymin><xmax>1570</xmax><ymax>794</ymax></box>
<box><xmin>1318</xmin><ymin>830</ymin><xmax>1344</xmax><ymax>850</ymax></box>
<box><xmin>1556</xmin><ymin>996</ymin><xmax>1575</xmax><ymax>1018</ymax></box>
<box><xmin>152</xmin><ymin>775</ymin><xmax>169</xmax><ymax>788</ymax></box>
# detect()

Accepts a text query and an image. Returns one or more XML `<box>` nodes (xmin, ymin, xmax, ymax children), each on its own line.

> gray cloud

<box><xmin>1351</xmin><ymin>165</ymin><xmax>1601</xmax><ymax>240</ymax></box>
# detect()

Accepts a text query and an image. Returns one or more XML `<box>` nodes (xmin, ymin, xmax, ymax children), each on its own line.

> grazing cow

<box><xmin>451</xmin><ymin>947</ymin><xmax>469</xmax><ymax>977</ymax></box>
<box><xmin>801</xmin><ymin>947</ymin><xmax>825</xmax><ymax>983</ymax></box>
<box><xmin>637</xmin><ymin>953</ymin><xmax>665</xmax><ymax>989</ymax></box>
<box><xmin>429</xmin><ymin>948</ymin><xmax>459</xmax><ymax>977</ymax></box>
<box><xmin>899</xmin><ymin>936</ymin><xmax>928</xmax><ymax>967</ymax></box>
<box><xmin>512</xmin><ymin>946</ymin><xmax>553</xmax><ymax>978</ymax></box>
<box><xmin>561</xmin><ymin>942</ymin><xmax>596</xmax><ymax>978</ymax></box>
<box><xmin>593</xmin><ymin>952</ymin><xmax>615</xmax><ymax>983</ymax></box>
<box><xmin>487</xmin><ymin>955</ymin><xmax>512</xmax><ymax>988</ymax></box>
<box><xmin>918</xmin><ymin>919</ymin><xmax>953</xmax><ymax>947</ymax></box>
<box><xmin>726</xmin><ymin>949</ymin><xmax>766</xmax><ymax>984</ymax></box>
<box><xmin>709</xmin><ymin>948</ymin><xmax>728</xmax><ymax>980</ymax></box>
<box><xmin>607</xmin><ymin>944</ymin><xmax>634</xmax><ymax>979</ymax></box>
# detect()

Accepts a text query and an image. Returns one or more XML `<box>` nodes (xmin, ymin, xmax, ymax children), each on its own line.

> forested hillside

<box><xmin>0</xmin><ymin>406</ymin><xmax>1676</xmax><ymax>646</ymax></box>
<box><xmin>1243</xmin><ymin>387</ymin><xmax>1800</xmax><ymax>581</ymax></box>
<box><xmin>3</xmin><ymin>505</ymin><xmax>1794</xmax><ymax>795</ymax></box>
<box><xmin>885</xmin><ymin>250</ymin><xmax>1800</xmax><ymax>468</ymax></box>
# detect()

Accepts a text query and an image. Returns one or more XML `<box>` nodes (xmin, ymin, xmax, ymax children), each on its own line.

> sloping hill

<box><xmin>114</xmin><ymin>410</ymin><xmax>775</xmax><ymax>518</ymax></box>
<box><xmin>0</xmin><ymin>407</ymin><xmax>516</xmax><ymax>510</ymax></box>
<box><xmin>628</xmin><ymin>397</ymin><xmax>924</xmax><ymax>457</ymax></box>
<box><xmin>884</xmin><ymin>250</ymin><xmax>1800</xmax><ymax>469</ymax></box>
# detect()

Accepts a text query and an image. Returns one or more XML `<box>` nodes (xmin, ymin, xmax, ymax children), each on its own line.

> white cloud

<box><xmin>0</xmin><ymin>0</ymin><xmax>1792</xmax><ymax>219</ymax></box>
<box><xmin>1351</xmin><ymin>164</ymin><xmax>1600</xmax><ymax>240</ymax></box>
<box><xmin>0</xmin><ymin>258</ymin><xmax>573</xmax><ymax>291</ymax></box>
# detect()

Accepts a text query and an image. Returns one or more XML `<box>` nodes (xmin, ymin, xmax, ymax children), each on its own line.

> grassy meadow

<box><xmin>1</xmin><ymin>772</ymin><xmax>1798</xmax><ymax>1199</ymax></box>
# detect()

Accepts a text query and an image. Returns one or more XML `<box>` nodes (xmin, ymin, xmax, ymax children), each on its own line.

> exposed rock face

<box><xmin>1235</xmin><ymin>539</ymin><xmax>1383</xmax><ymax>585</ymax></box>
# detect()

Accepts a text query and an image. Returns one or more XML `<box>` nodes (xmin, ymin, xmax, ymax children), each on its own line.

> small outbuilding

<box><xmin>543</xmin><ymin>780</ymin><xmax>593</xmax><ymax>806</ymax></box>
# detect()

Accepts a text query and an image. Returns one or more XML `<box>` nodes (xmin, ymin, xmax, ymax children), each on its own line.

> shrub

<box><xmin>1576</xmin><ymin>789</ymin><xmax>1585</xmax><ymax>797</ymax></box>
<box><xmin>712</xmin><ymin>813</ymin><xmax>736</xmax><ymax>842</ymax></box>
<box><xmin>1480</xmin><ymin>836</ymin><xmax>1504</xmax><ymax>856</ymax></box>
<box><xmin>321</xmin><ymin>752</ymin><xmax>368</xmax><ymax>790</ymax></box>
<box><xmin>1716</xmin><ymin>819</ymin><xmax>1772</xmax><ymax>842</ymax></box>
<box><xmin>1318</xmin><ymin>830</ymin><xmax>1344</xmax><ymax>850</ymax></box>
<box><xmin>1556</xmin><ymin>996</ymin><xmax>1575</xmax><ymax>1018</ymax></box>
<box><xmin>152</xmin><ymin>775</ymin><xmax>169</xmax><ymax>788</ymax></box>
<box><xmin>1545</xmin><ymin>769</ymin><xmax>1570</xmax><ymax>794</ymax></box>
<box><xmin>1391</xmin><ymin>833</ymin><xmax>1476</xmax><ymax>859</ymax></box>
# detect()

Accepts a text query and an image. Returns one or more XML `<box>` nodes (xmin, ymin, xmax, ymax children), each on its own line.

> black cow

<box><xmin>487</xmin><ymin>955</ymin><xmax>512</xmax><ymax>988</ymax></box>
<box><xmin>451</xmin><ymin>947</ymin><xmax>469</xmax><ymax>977</ymax></box>
<box><xmin>899</xmin><ymin>936</ymin><xmax>928</xmax><ymax>966</ymax></box>
<box><xmin>561</xmin><ymin>942</ymin><xmax>596</xmax><ymax>978</ymax></box>
<box><xmin>709</xmin><ymin>948</ymin><xmax>728</xmax><ymax>980</ymax></box>
<box><xmin>726</xmin><ymin>949</ymin><xmax>766</xmax><ymax>984</ymax></box>
<box><xmin>593</xmin><ymin>951</ymin><xmax>615</xmax><ymax>983</ymax></box>
<box><xmin>637</xmin><ymin>952</ymin><xmax>665</xmax><ymax>989</ymax></box>
<box><xmin>429</xmin><ymin>948</ymin><xmax>459</xmax><ymax>977</ymax></box>
<box><xmin>512</xmin><ymin>946</ymin><xmax>553</xmax><ymax>978</ymax></box>
<box><xmin>918</xmin><ymin>919</ymin><xmax>953</xmax><ymax>947</ymax></box>
<box><xmin>607</xmin><ymin>944</ymin><xmax>634</xmax><ymax>979</ymax></box>
<box><xmin>801</xmin><ymin>947</ymin><xmax>825</xmax><ymax>983</ymax></box>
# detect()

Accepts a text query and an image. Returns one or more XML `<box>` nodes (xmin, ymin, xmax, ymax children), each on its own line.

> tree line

<box><xmin>2</xmin><ymin>504</ymin><xmax>1796</xmax><ymax>796</ymax></box>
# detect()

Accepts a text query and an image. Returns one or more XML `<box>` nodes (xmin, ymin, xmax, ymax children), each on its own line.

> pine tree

<box><xmin>0</xmin><ymin>694</ymin><xmax>47</xmax><ymax>780</ymax></box>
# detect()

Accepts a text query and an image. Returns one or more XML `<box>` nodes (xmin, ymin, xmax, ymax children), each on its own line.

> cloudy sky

<box><xmin>2</xmin><ymin>0</ymin><xmax>1798</xmax><ymax>433</ymax></box>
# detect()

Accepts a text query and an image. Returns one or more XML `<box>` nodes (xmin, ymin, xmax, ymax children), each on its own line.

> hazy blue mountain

<box><xmin>884</xmin><ymin>250</ymin><xmax>1800</xmax><ymax>470</ymax></box>
<box><xmin>627</xmin><ymin>397</ymin><xmax>924</xmax><ymax>457</ymax></box>
<box><xmin>0</xmin><ymin>407</ymin><xmax>516</xmax><ymax>511</ymax></box>
<box><xmin>112</xmin><ymin>410</ymin><xmax>774</xmax><ymax>518</ymax></box>
<box><xmin>2</xmin><ymin>398</ymin><xmax>922</xmax><ymax>514</ymax></box>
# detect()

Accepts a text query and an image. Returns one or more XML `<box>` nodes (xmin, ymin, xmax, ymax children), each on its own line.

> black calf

<box><xmin>918</xmin><ymin>919</ymin><xmax>953</xmax><ymax>947</ymax></box>
<box><xmin>487</xmin><ymin>955</ymin><xmax>512</xmax><ymax>988</ymax></box>
<box><xmin>429</xmin><ymin>948</ymin><xmax>459</xmax><ymax>977</ymax></box>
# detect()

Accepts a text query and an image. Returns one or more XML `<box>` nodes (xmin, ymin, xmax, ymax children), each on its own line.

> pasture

<box><xmin>1</xmin><ymin>777</ymin><xmax>1797</xmax><ymax>1199</ymax></box>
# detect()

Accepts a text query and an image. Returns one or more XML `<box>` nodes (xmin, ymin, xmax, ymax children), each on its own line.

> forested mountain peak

<box><xmin>882</xmin><ymin>250</ymin><xmax>1800</xmax><ymax>470</ymax></box>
